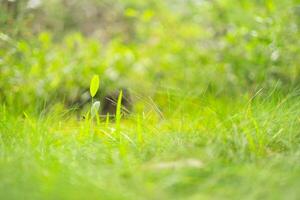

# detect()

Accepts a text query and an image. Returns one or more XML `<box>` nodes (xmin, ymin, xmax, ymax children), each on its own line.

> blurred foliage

<box><xmin>1</xmin><ymin>0</ymin><xmax>300</xmax><ymax>110</ymax></box>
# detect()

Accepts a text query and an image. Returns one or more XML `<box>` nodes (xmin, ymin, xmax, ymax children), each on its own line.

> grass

<box><xmin>1</xmin><ymin>91</ymin><xmax>300</xmax><ymax>200</ymax></box>
<box><xmin>1</xmin><ymin>0</ymin><xmax>300</xmax><ymax>199</ymax></box>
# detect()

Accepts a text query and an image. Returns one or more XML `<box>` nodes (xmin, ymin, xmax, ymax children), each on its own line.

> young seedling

<box><xmin>89</xmin><ymin>75</ymin><xmax>100</xmax><ymax>123</ymax></box>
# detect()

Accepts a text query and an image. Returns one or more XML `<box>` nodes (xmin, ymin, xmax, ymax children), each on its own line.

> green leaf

<box><xmin>90</xmin><ymin>75</ymin><xmax>99</xmax><ymax>97</ymax></box>
<box><xmin>91</xmin><ymin>101</ymin><xmax>100</xmax><ymax>118</ymax></box>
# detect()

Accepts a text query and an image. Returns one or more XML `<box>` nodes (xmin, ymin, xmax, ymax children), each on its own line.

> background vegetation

<box><xmin>0</xmin><ymin>0</ymin><xmax>300</xmax><ymax>199</ymax></box>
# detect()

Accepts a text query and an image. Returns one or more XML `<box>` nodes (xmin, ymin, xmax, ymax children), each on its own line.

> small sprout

<box><xmin>91</xmin><ymin>101</ymin><xmax>100</xmax><ymax>118</ymax></box>
<box><xmin>90</xmin><ymin>75</ymin><xmax>100</xmax><ymax>98</ymax></box>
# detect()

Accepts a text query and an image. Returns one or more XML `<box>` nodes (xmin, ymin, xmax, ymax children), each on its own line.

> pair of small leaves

<box><xmin>90</xmin><ymin>75</ymin><xmax>100</xmax><ymax>118</ymax></box>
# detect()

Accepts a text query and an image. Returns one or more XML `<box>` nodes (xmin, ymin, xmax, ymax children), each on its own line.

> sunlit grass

<box><xmin>1</xmin><ymin>0</ymin><xmax>300</xmax><ymax>199</ymax></box>
<box><xmin>1</xmin><ymin>91</ymin><xmax>299</xmax><ymax>200</ymax></box>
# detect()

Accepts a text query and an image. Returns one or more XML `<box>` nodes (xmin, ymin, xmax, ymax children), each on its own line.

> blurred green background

<box><xmin>1</xmin><ymin>0</ymin><xmax>300</xmax><ymax>111</ymax></box>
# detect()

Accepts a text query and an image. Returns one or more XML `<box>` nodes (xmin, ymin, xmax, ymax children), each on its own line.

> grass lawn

<box><xmin>1</xmin><ymin>92</ymin><xmax>299</xmax><ymax>200</ymax></box>
<box><xmin>1</xmin><ymin>0</ymin><xmax>300</xmax><ymax>199</ymax></box>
